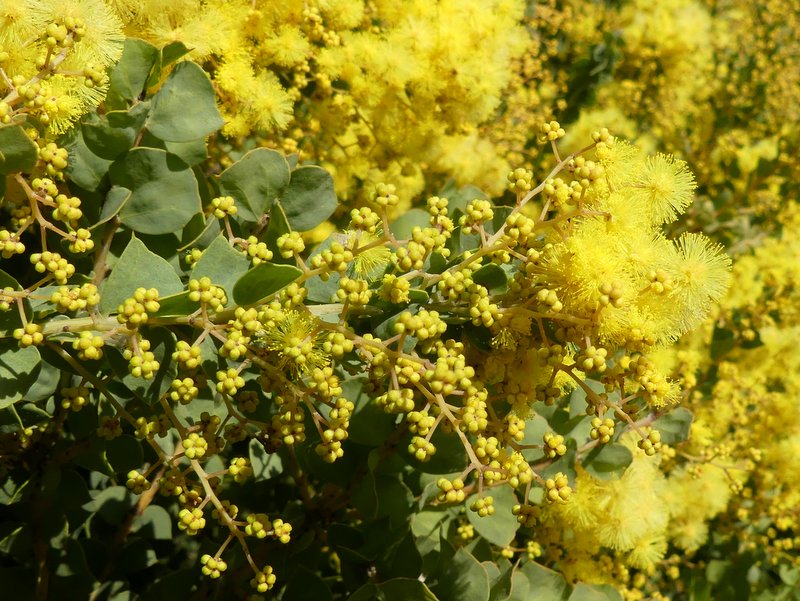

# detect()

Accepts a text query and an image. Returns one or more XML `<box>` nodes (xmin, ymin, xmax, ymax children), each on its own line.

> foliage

<box><xmin>0</xmin><ymin>1</ymin><xmax>798</xmax><ymax>601</ymax></box>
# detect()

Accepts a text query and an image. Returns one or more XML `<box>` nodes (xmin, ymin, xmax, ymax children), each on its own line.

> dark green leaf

<box><xmin>378</xmin><ymin>578</ymin><xmax>440</xmax><ymax>601</ymax></box>
<box><xmin>282</xmin><ymin>567</ymin><xmax>333</xmax><ymax>601</ymax></box>
<box><xmin>390</xmin><ymin>209</ymin><xmax>429</xmax><ymax>239</ymax></box>
<box><xmin>472</xmin><ymin>263</ymin><xmax>508</xmax><ymax>291</ymax></box>
<box><xmin>582</xmin><ymin>443</ymin><xmax>633</xmax><ymax>480</ymax></box>
<box><xmin>435</xmin><ymin>548</ymin><xmax>490</xmax><ymax>601</ymax></box>
<box><xmin>265</xmin><ymin>201</ymin><xmax>293</xmax><ymax>262</ymax></box>
<box><xmin>105</xmin><ymin>435</ymin><xmax>144</xmax><ymax>474</ymax></box>
<box><xmin>0</xmin><ymin>124</ymin><xmax>38</xmax><ymax>174</ymax></box>
<box><xmin>232</xmin><ymin>262</ymin><xmax>302</xmax><ymax>306</ymax></box>
<box><xmin>0</xmin><ymin>269</ymin><xmax>29</xmax><ymax>336</ymax></box>
<box><xmin>145</xmin><ymin>62</ymin><xmax>223</xmax><ymax>142</ymax></box>
<box><xmin>568</xmin><ymin>583</ymin><xmax>618</xmax><ymax>601</ymax></box>
<box><xmin>94</xmin><ymin>186</ymin><xmax>131</xmax><ymax>229</ymax></box>
<box><xmin>653</xmin><ymin>407</ymin><xmax>693</xmax><ymax>444</ymax></box>
<box><xmin>465</xmin><ymin>486</ymin><xmax>519</xmax><ymax>547</ymax></box>
<box><xmin>132</xmin><ymin>505</ymin><xmax>173</xmax><ymax>540</ymax></box>
<box><xmin>99</xmin><ymin>236</ymin><xmax>183</xmax><ymax>313</ymax></box>
<box><xmin>218</xmin><ymin>148</ymin><xmax>291</xmax><ymax>222</ymax></box>
<box><xmin>62</xmin><ymin>125</ymin><xmax>113</xmax><ymax>191</ymax></box>
<box><xmin>278</xmin><ymin>165</ymin><xmax>338</xmax><ymax>231</ymax></box>
<box><xmin>110</xmin><ymin>148</ymin><xmax>202</xmax><ymax>235</ymax></box>
<box><xmin>151</xmin><ymin>291</ymin><xmax>199</xmax><ymax>317</ymax></box>
<box><xmin>249</xmin><ymin>438</ymin><xmax>283</xmax><ymax>480</ymax></box>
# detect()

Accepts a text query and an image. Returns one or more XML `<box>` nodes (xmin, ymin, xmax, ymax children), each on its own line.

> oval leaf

<box><xmin>99</xmin><ymin>236</ymin><xmax>183</xmax><ymax>313</ymax></box>
<box><xmin>232</xmin><ymin>262</ymin><xmax>302</xmax><ymax>306</ymax></box>
<box><xmin>0</xmin><ymin>125</ymin><xmax>38</xmax><ymax>174</ymax></box>
<box><xmin>278</xmin><ymin>165</ymin><xmax>338</xmax><ymax>232</ymax></box>
<box><xmin>190</xmin><ymin>236</ymin><xmax>250</xmax><ymax>305</ymax></box>
<box><xmin>145</xmin><ymin>61</ymin><xmax>223</xmax><ymax>142</ymax></box>
<box><xmin>466</xmin><ymin>486</ymin><xmax>519</xmax><ymax>547</ymax></box>
<box><xmin>435</xmin><ymin>548</ymin><xmax>490</xmax><ymax>601</ymax></box>
<box><xmin>218</xmin><ymin>148</ymin><xmax>290</xmax><ymax>222</ymax></box>
<box><xmin>582</xmin><ymin>443</ymin><xmax>633</xmax><ymax>480</ymax></box>
<box><xmin>0</xmin><ymin>342</ymin><xmax>41</xmax><ymax>410</ymax></box>
<box><xmin>110</xmin><ymin>148</ymin><xmax>201</xmax><ymax>235</ymax></box>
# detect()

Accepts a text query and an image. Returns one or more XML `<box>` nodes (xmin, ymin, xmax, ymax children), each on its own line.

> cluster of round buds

<box><xmin>38</xmin><ymin>143</ymin><xmax>69</xmax><ymax>178</ymax></box>
<box><xmin>408</xmin><ymin>435</ymin><xmax>436</xmax><ymax>462</ymax></box>
<box><xmin>200</xmin><ymin>554</ymin><xmax>228</xmax><ymax>579</ymax></box>
<box><xmin>590</xmin><ymin>417</ymin><xmax>615</xmax><ymax>444</ymax></box>
<box><xmin>599</xmin><ymin>281</ymin><xmax>625</xmax><ymax>307</ymax></box>
<box><xmin>336</xmin><ymin>276</ymin><xmax>371</xmax><ymax>306</ymax></box>
<box><xmin>0</xmin><ymin>230</ymin><xmax>25</xmax><ymax>258</ymax></box>
<box><xmin>72</xmin><ymin>330</ymin><xmax>104</xmax><ymax>360</ymax></box>
<box><xmin>376</xmin><ymin>388</ymin><xmax>415</xmax><ymax>413</ymax></box>
<box><xmin>126</xmin><ymin>470</ymin><xmax>149</xmax><ymax>494</ymax></box>
<box><xmin>61</xmin><ymin>385</ymin><xmax>89</xmax><ymax>411</ymax></box>
<box><xmin>177</xmin><ymin>508</ymin><xmax>206</xmax><ymax>535</ymax></box>
<box><xmin>457</xmin><ymin>523</ymin><xmax>475</xmax><ymax>540</ymax></box>
<box><xmin>82</xmin><ymin>64</ymin><xmax>105</xmax><ymax>88</ymax></box>
<box><xmin>117</xmin><ymin>287</ymin><xmax>159</xmax><ymax>329</ymax></box>
<box><xmin>188</xmin><ymin>277</ymin><xmax>227</xmax><ymax>311</ymax></box>
<box><xmin>349</xmin><ymin>206</ymin><xmax>381</xmax><ymax>233</ymax></box>
<box><xmin>638</xmin><ymin>429</ymin><xmax>663</xmax><ymax>456</ymax></box>
<box><xmin>182</xmin><ymin>432</ymin><xmax>208</xmax><ymax>459</ymax></box>
<box><xmin>184</xmin><ymin>248</ymin><xmax>203</xmax><ymax>267</ymax></box>
<box><xmin>535</xmin><ymin>288</ymin><xmax>563</xmax><ymax>313</ymax></box>
<box><xmin>228</xmin><ymin>457</ymin><xmax>252</xmax><ymax>483</ymax></box>
<box><xmin>426</xmin><ymin>195</ymin><xmax>449</xmax><ymax>218</ymax></box>
<box><xmin>217</xmin><ymin>368</ymin><xmax>245</xmax><ymax>396</ymax></box>
<box><xmin>460</xmin><ymin>198</ymin><xmax>494</xmax><ymax>230</ymax></box>
<box><xmin>592</xmin><ymin>128</ymin><xmax>615</xmax><ymax>158</ymax></box>
<box><xmin>373</xmin><ymin>182</ymin><xmax>399</xmax><ymax>208</ymax></box>
<box><xmin>507</xmin><ymin>167</ymin><xmax>534</xmax><ymax>194</ymax></box>
<box><xmin>310</xmin><ymin>241</ymin><xmax>353</xmax><ymax>275</ymax></box>
<box><xmin>31</xmin><ymin>251</ymin><xmax>75</xmax><ymax>284</ymax></box>
<box><xmin>0</xmin><ymin>287</ymin><xmax>14</xmax><ymax>311</ymax></box>
<box><xmin>51</xmin><ymin>283</ymin><xmax>99</xmax><ymax>312</ymax></box>
<box><xmin>538</xmin><ymin>120</ymin><xmax>565</xmax><ymax>143</ymax></box>
<box><xmin>542</xmin><ymin>177</ymin><xmax>580</xmax><ymax>208</ymax></box>
<box><xmin>43</xmin><ymin>18</ymin><xmax>85</xmax><ymax>49</ymax></box>
<box><xmin>570</xmin><ymin>156</ymin><xmax>604</xmax><ymax>187</ymax></box>
<box><xmin>208</xmin><ymin>195</ymin><xmax>237</xmax><ymax>219</ymax></box>
<box><xmin>277</xmin><ymin>232</ymin><xmax>305</xmax><ymax>258</ymax></box>
<box><xmin>395</xmin><ymin>309</ymin><xmax>447</xmax><ymax>340</ymax></box>
<box><xmin>251</xmin><ymin>565</ymin><xmax>277</xmax><ymax>593</ymax></box>
<box><xmin>67</xmin><ymin>228</ymin><xmax>94</xmax><ymax>253</ymax></box>
<box><xmin>512</xmin><ymin>503</ymin><xmax>540</xmax><ymax>528</ymax></box>
<box><xmin>470</xmin><ymin>496</ymin><xmax>495</xmax><ymax>517</ymax></box>
<box><xmin>240</xmin><ymin>235</ymin><xmax>273</xmax><ymax>264</ymax></box>
<box><xmin>578</xmin><ymin>346</ymin><xmax>608</xmax><ymax>373</ymax></box>
<box><xmin>437</xmin><ymin>478</ymin><xmax>466</xmax><ymax>503</ymax></box>
<box><xmin>173</xmin><ymin>341</ymin><xmax>202</xmax><ymax>370</ymax></box>
<box><xmin>0</xmin><ymin>101</ymin><xmax>11</xmax><ymax>124</ymax></box>
<box><xmin>646</xmin><ymin>269</ymin><xmax>674</xmax><ymax>294</ymax></box>
<box><xmin>52</xmin><ymin>193</ymin><xmax>83</xmax><ymax>224</ymax></box>
<box><xmin>124</xmin><ymin>337</ymin><xmax>160</xmax><ymax>379</ymax></box>
<box><xmin>379</xmin><ymin>274</ymin><xmax>410</xmax><ymax>304</ymax></box>
<box><xmin>543</xmin><ymin>432</ymin><xmax>567</xmax><ymax>458</ymax></box>
<box><xmin>13</xmin><ymin>323</ymin><xmax>43</xmax><ymax>347</ymax></box>
<box><xmin>545</xmin><ymin>472</ymin><xmax>572</xmax><ymax>503</ymax></box>
<box><xmin>170</xmin><ymin>377</ymin><xmax>199</xmax><ymax>404</ymax></box>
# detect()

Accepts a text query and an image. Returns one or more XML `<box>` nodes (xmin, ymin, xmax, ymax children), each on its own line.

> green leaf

<box><xmin>282</xmin><ymin>567</ymin><xmax>333</xmax><ymax>601</ymax></box>
<box><xmin>151</xmin><ymin>291</ymin><xmax>199</xmax><ymax>317</ymax></box>
<box><xmin>582</xmin><ymin>443</ymin><xmax>633</xmax><ymax>480</ymax></box>
<box><xmin>472</xmin><ymin>263</ymin><xmax>507</xmax><ymax>291</ymax></box>
<box><xmin>110</xmin><ymin>148</ymin><xmax>202</xmax><ymax>235</ymax></box>
<box><xmin>390</xmin><ymin>209</ymin><xmax>429</xmax><ymax>239</ymax></box>
<box><xmin>0</xmin><ymin>269</ymin><xmax>29</xmax><ymax>336</ymax></box>
<box><xmin>138</xmin><ymin>130</ymin><xmax>208</xmax><ymax>167</ymax></box>
<box><xmin>145</xmin><ymin>62</ymin><xmax>223</xmax><ymax>142</ymax></box>
<box><xmin>0</xmin><ymin>124</ymin><xmax>38</xmax><ymax>174</ymax></box>
<box><xmin>62</xmin><ymin>126</ymin><xmax>112</xmax><ymax>191</ymax></box>
<box><xmin>81</xmin><ymin>102</ymin><xmax>149</xmax><ymax>160</ymax></box>
<box><xmin>265</xmin><ymin>201</ymin><xmax>293</xmax><ymax>263</ymax></box>
<box><xmin>107</xmin><ymin>38</ymin><xmax>160</xmax><ymax>107</ymax></box>
<box><xmin>653</xmin><ymin>407</ymin><xmax>693</xmax><ymax>444</ymax></box>
<box><xmin>24</xmin><ymin>360</ymin><xmax>59</xmax><ymax>402</ymax></box>
<box><xmin>132</xmin><ymin>505</ymin><xmax>173</xmax><ymax>540</ymax></box>
<box><xmin>435</xmin><ymin>548</ymin><xmax>490</xmax><ymax>601</ymax></box>
<box><xmin>99</xmin><ymin>236</ymin><xmax>183</xmax><ymax>313</ymax></box>
<box><xmin>249</xmin><ymin>438</ymin><xmax>283</xmax><ymax>480</ymax></box>
<box><xmin>568</xmin><ymin>583</ymin><xmax>617</xmax><ymax>601</ymax></box>
<box><xmin>0</xmin><ymin>342</ymin><xmax>41</xmax><ymax>409</ymax></box>
<box><xmin>93</xmin><ymin>186</ymin><xmax>131</xmax><ymax>229</ymax></box>
<box><xmin>218</xmin><ymin>148</ymin><xmax>291</xmax><ymax>222</ymax></box>
<box><xmin>278</xmin><ymin>165</ymin><xmax>338</xmax><ymax>231</ymax></box>
<box><xmin>190</xmin><ymin>236</ymin><xmax>250</xmax><ymax>306</ymax></box>
<box><xmin>520</xmin><ymin>561</ymin><xmax>570</xmax><ymax>601</ymax></box>
<box><xmin>465</xmin><ymin>486</ymin><xmax>519</xmax><ymax>547</ymax></box>
<box><xmin>105</xmin><ymin>435</ymin><xmax>144</xmax><ymax>474</ymax></box>
<box><xmin>377</xmin><ymin>578</ymin><xmax>440</xmax><ymax>601</ymax></box>
<box><xmin>91</xmin><ymin>486</ymin><xmax>133</xmax><ymax>525</ymax></box>
<box><xmin>232</xmin><ymin>262</ymin><xmax>302</xmax><ymax>306</ymax></box>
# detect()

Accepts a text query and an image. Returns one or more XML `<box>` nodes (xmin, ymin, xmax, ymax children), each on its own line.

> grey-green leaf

<box><xmin>99</xmin><ymin>236</ymin><xmax>183</xmax><ymax>313</ymax></box>
<box><xmin>145</xmin><ymin>62</ymin><xmax>223</xmax><ymax>142</ymax></box>
<box><xmin>435</xmin><ymin>548</ymin><xmax>491</xmax><ymax>601</ymax></box>
<box><xmin>278</xmin><ymin>165</ymin><xmax>338</xmax><ymax>232</ymax></box>
<box><xmin>0</xmin><ymin>125</ymin><xmax>38</xmax><ymax>174</ymax></box>
<box><xmin>0</xmin><ymin>342</ymin><xmax>42</xmax><ymax>410</ymax></box>
<box><xmin>466</xmin><ymin>486</ymin><xmax>520</xmax><ymax>547</ymax></box>
<box><xmin>190</xmin><ymin>236</ymin><xmax>250</xmax><ymax>306</ymax></box>
<box><xmin>218</xmin><ymin>148</ymin><xmax>290</xmax><ymax>222</ymax></box>
<box><xmin>110</xmin><ymin>148</ymin><xmax>201</xmax><ymax>235</ymax></box>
